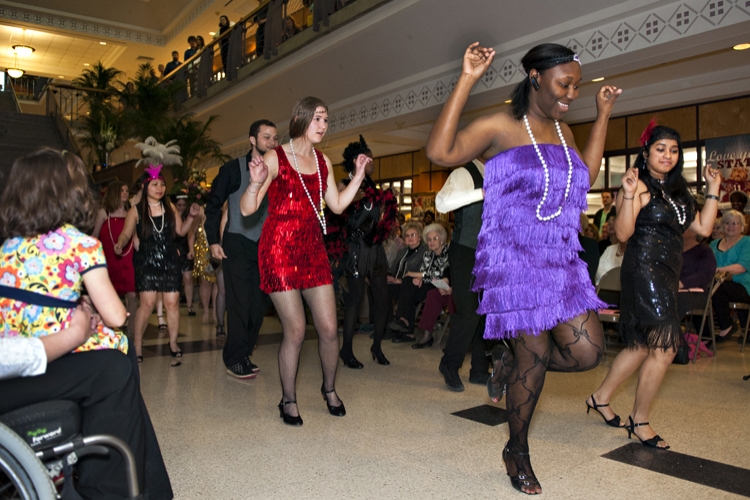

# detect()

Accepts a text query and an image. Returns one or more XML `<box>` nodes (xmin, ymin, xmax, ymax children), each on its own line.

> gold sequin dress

<box><xmin>192</xmin><ymin>225</ymin><xmax>216</xmax><ymax>283</ymax></box>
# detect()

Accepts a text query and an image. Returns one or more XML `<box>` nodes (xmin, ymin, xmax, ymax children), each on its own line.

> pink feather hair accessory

<box><xmin>144</xmin><ymin>164</ymin><xmax>164</xmax><ymax>181</ymax></box>
<box><xmin>639</xmin><ymin>118</ymin><xmax>658</xmax><ymax>147</ymax></box>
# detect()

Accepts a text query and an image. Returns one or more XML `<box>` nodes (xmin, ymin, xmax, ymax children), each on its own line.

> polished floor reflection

<box><xmin>137</xmin><ymin>308</ymin><xmax>750</xmax><ymax>499</ymax></box>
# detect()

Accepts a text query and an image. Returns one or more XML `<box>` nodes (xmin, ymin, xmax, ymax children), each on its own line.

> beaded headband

<box><xmin>545</xmin><ymin>53</ymin><xmax>581</xmax><ymax>67</ymax></box>
<box><xmin>144</xmin><ymin>164</ymin><xmax>164</xmax><ymax>182</ymax></box>
<box><xmin>639</xmin><ymin>118</ymin><xmax>680</xmax><ymax>148</ymax></box>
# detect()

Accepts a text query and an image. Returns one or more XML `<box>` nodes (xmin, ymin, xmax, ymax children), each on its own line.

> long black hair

<box><xmin>510</xmin><ymin>43</ymin><xmax>577</xmax><ymax>120</ymax></box>
<box><xmin>633</xmin><ymin>125</ymin><xmax>694</xmax><ymax>207</ymax></box>
<box><xmin>137</xmin><ymin>176</ymin><xmax>175</xmax><ymax>240</ymax></box>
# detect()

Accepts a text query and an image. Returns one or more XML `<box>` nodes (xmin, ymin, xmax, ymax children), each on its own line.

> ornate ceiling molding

<box><xmin>0</xmin><ymin>0</ymin><xmax>219</xmax><ymax>46</ymax></box>
<box><xmin>325</xmin><ymin>0</ymin><xmax>750</xmax><ymax>136</ymax></box>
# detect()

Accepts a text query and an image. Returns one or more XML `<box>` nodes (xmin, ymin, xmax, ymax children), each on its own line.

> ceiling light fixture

<box><xmin>100</xmin><ymin>41</ymin><xmax>107</xmax><ymax>45</ymax></box>
<box><xmin>504</xmin><ymin>99</ymin><xmax>512</xmax><ymax>104</ymax></box>
<box><xmin>83</xmin><ymin>63</ymin><xmax>90</xmax><ymax>66</ymax></box>
<box><xmin>592</xmin><ymin>77</ymin><xmax>605</xmax><ymax>82</ymax></box>
<box><xmin>733</xmin><ymin>43</ymin><xmax>750</xmax><ymax>51</ymax></box>
<box><xmin>12</xmin><ymin>45</ymin><xmax>35</xmax><ymax>56</ymax></box>
<box><xmin>209</xmin><ymin>31</ymin><xmax>216</xmax><ymax>36</ymax></box>
<box><xmin>6</xmin><ymin>53</ymin><xmax>24</xmax><ymax>78</ymax></box>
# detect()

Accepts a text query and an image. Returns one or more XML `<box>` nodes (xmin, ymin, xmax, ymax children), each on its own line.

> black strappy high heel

<box><xmin>624</xmin><ymin>416</ymin><xmax>669</xmax><ymax>449</ymax></box>
<box><xmin>320</xmin><ymin>385</ymin><xmax>346</xmax><ymax>417</ymax></box>
<box><xmin>585</xmin><ymin>394</ymin><xmax>622</xmax><ymax>427</ymax></box>
<box><xmin>502</xmin><ymin>444</ymin><xmax>541</xmax><ymax>495</ymax></box>
<box><xmin>278</xmin><ymin>400</ymin><xmax>303</xmax><ymax>426</ymax></box>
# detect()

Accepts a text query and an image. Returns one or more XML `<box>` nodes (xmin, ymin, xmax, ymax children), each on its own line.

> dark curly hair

<box><xmin>342</xmin><ymin>135</ymin><xmax>371</xmax><ymax>173</ymax></box>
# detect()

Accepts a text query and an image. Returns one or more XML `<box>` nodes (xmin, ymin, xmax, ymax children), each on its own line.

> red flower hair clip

<box><xmin>639</xmin><ymin>117</ymin><xmax>658</xmax><ymax>147</ymax></box>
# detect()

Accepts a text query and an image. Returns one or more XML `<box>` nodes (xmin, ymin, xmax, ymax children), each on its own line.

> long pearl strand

<box><xmin>148</xmin><ymin>202</ymin><xmax>165</xmax><ymax>234</ymax></box>
<box><xmin>658</xmin><ymin>181</ymin><xmax>686</xmax><ymax>225</ymax></box>
<box><xmin>289</xmin><ymin>139</ymin><xmax>327</xmax><ymax>235</ymax></box>
<box><xmin>524</xmin><ymin>115</ymin><xmax>574</xmax><ymax>222</ymax></box>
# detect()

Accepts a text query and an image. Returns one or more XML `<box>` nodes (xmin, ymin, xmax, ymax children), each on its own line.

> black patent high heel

<box><xmin>411</xmin><ymin>337</ymin><xmax>434</xmax><ymax>349</ymax></box>
<box><xmin>586</xmin><ymin>394</ymin><xmax>622</xmax><ymax>427</ymax></box>
<box><xmin>320</xmin><ymin>385</ymin><xmax>346</xmax><ymax>417</ymax></box>
<box><xmin>502</xmin><ymin>444</ymin><xmax>542</xmax><ymax>495</ymax></box>
<box><xmin>624</xmin><ymin>416</ymin><xmax>669</xmax><ymax>449</ymax></box>
<box><xmin>339</xmin><ymin>352</ymin><xmax>364</xmax><ymax>369</ymax></box>
<box><xmin>370</xmin><ymin>347</ymin><xmax>390</xmax><ymax>365</ymax></box>
<box><xmin>278</xmin><ymin>400</ymin><xmax>303</xmax><ymax>426</ymax></box>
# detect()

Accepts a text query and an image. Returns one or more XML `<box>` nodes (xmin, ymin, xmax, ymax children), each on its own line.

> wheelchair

<box><xmin>0</xmin><ymin>400</ymin><xmax>140</xmax><ymax>500</ymax></box>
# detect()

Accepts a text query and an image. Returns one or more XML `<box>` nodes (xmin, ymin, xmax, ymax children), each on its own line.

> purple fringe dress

<box><xmin>472</xmin><ymin>144</ymin><xmax>606</xmax><ymax>339</ymax></box>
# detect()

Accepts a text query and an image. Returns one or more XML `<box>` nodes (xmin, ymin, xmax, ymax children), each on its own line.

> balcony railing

<box><xmin>7</xmin><ymin>74</ymin><xmax>52</xmax><ymax>102</ymax></box>
<box><xmin>161</xmin><ymin>0</ymin><xmax>369</xmax><ymax>108</ymax></box>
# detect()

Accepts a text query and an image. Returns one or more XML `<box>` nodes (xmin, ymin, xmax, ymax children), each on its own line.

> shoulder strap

<box><xmin>464</xmin><ymin>162</ymin><xmax>484</xmax><ymax>189</ymax></box>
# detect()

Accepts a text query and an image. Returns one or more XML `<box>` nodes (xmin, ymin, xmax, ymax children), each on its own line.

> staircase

<box><xmin>0</xmin><ymin>92</ymin><xmax>18</xmax><ymax>113</ymax></box>
<box><xmin>0</xmin><ymin>111</ymin><xmax>65</xmax><ymax>182</ymax></box>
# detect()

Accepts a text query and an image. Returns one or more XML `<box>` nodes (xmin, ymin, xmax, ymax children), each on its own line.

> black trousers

<box><xmin>712</xmin><ymin>280</ymin><xmax>750</xmax><ymax>329</ymax></box>
<box><xmin>0</xmin><ymin>349</ymin><xmax>172</xmax><ymax>500</ymax></box>
<box><xmin>221</xmin><ymin>232</ymin><xmax>266</xmax><ymax>367</ymax></box>
<box><xmin>395</xmin><ymin>278</ymin><xmax>431</xmax><ymax>331</ymax></box>
<box><xmin>440</xmin><ymin>243</ymin><xmax>489</xmax><ymax>375</ymax></box>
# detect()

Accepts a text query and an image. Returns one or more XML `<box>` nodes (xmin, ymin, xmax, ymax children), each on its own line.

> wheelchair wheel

<box><xmin>0</xmin><ymin>422</ymin><xmax>56</xmax><ymax>500</ymax></box>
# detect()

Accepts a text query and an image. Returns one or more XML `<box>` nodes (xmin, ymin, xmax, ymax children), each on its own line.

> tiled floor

<box><xmin>138</xmin><ymin>308</ymin><xmax>750</xmax><ymax>499</ymax></box>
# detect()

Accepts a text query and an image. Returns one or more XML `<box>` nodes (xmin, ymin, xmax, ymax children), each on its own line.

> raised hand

<box><xmin>354</xmin><ymin>153</ymin><xmax>370</xmax><ymax>180</ymax></box>
<box><xmin>188</xmin><ymin>203</ymin><xmax>200</xmax><ymax>217</ymax></box>
<box><xmin>595</xmin><ymin>85</ymin><xmax>622</xmax><ymax>117</ymax></box>
<box><xmin>462</xmin><ymin>42</ymin><xmax>495</xmax><ymax>80</ymax></box>
<box><xmin>621</xmin><ymin>167</ymin><xmax>639</xmax><ymax>197</ymax></box>
<box><xmin>249</xmin><ymin>156</ymin><xmax>269</xmax><ymax>186</ymax></box>
<box><xmin>704</xmin><ymin>164</ymin><xmax>721</xmax><ymax>190</ymax></box>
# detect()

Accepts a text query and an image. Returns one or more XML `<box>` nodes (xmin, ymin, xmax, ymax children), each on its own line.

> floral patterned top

<box><xmin>0</xmin><ymin>224</ymin><xmax>127</xmax><ymax>353</ymax></box>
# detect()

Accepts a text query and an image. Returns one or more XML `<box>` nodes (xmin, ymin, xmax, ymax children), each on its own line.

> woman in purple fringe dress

<box><xmin>426</xmin><ymin>42</ymin><xmax>621</xmax><ymax>495</ymax></box>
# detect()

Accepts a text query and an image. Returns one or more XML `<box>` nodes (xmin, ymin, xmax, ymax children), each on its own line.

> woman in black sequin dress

<box><xmin>115</xmin><ymin>167</ymin><xmax>198</xmax><ymax>361</ymax></box>
<box><xmin>331</xmin><ymin>136</ymin><xmax>398</xmax><ymax>368</ymax></box>
<box><xmin>587</xmin><ymin>124</ymin><xmax>720</xmax><ymax>449</ymax></box>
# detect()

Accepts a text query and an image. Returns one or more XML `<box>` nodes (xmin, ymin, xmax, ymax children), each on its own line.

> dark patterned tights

<box><xmin>271</xmin><ymin>285</ymin><xmax>342</xmax><ymax>417</ymax></box>
<box><xmin>494</xmin><ymin>311</ymin><xmax>604</xmax><ymax>491</ymax></box>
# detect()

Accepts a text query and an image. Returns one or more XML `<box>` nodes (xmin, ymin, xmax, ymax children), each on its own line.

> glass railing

<box><xmin>162</xmin><ymin>0</ymin><xmax>366</xmax><ymax>107</ymax></box>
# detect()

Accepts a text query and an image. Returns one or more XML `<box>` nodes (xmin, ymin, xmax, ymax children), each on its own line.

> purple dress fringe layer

<box><xmin>472</xmin><ymin>144</ymin><xmax>606</xmax><ymax>339</ymax></box>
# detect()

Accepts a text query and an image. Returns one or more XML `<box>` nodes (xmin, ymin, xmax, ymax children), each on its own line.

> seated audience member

<box><xmin>598</xmin><ymin>217</ymin><xmax>616</xmax><ymax>255</ymax></box>
<box><xmin>707</xmin><ymin>218</ymin><xmax>723</xmax><ymax>245</ymax></box>
<box><xmin>422</xmin><ymin>210</ymin><xmax>435</xmax><ymax>226</ymax></box>
<box><xmin>710</xmin><ymin>209</ymin><xmax>750</xmax><ymax>342</ymax></box>
<box><xmin>387</xmin><ymin>222</ymin><xmax>427</xmax><ymax>336</ymax></box>
<box><xmin>578</xmin><ymin>213</ymin><xmax>600</xmax><ymax>285</ymax></box>
<box><xmin>595</xmin><ymin>219</ymin><xmax>626</xmax><ymax>285</ymax></box>
<box><xmin>164</xmin><ymin>51</ymin><xmax>181</xmax><ymax>75</ymax></box>
<box><xmin>729</xmin><ymin>190</ymin><xmax>750</xmax><ymax>235</ymax></box>
<box><xmin>184</xmin><ymin>36</ymin><xmax>198</xmax><ymax>60</ymax></box>
<box><xmin>593</xmin><ymin>189</ymin><xmax>616</xmax><ymax>236</ymax></box>
<box><xmin>389</xmin><ymin>223</ymin><xmax>449</xmax><ymax>343</ymax></box>
<box><xmin>384</xmin><ymin>220</ymin><xmax>405</xmax><ymax>268</ymax></box>
<box><xmin>678</xmin><ymin>227</ymin><xmax>717</xmax><ymax>321</ymax></box>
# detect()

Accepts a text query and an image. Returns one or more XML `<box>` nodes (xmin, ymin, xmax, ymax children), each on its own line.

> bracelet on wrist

<box><xmin>705</xmin><ymin>194</ymin><xmax>720</xmax><ymax>201</ymax></box>
<box><xmin>623</xmin><ymin>196</ymin><xmax>634</xmax><ymax>200</ymax></box>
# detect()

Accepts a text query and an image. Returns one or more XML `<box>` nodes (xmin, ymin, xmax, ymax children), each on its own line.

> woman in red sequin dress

<box><xmin>241</xmin><ymin>96</ymin><xmax>368</xmax><ymax>426</ymax></box>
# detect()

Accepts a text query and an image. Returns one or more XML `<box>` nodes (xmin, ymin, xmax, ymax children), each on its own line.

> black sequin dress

<box><xmin>133</xmin><ymin>215</ymin><xmax>182</xmax><ymax>293</ymax></box>
<box><xmin>619</xmin><ymin>182</ymin><xmax>696</xmax><ymax>350</ymax></box>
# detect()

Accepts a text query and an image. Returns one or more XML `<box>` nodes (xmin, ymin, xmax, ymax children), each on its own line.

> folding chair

<box><xmin>595</xmin><ymin>267</ymin><xmax>621</xmax><ymax>351</ymax></box>
<box><xmin>727</xmin><ymin>301</ymin><xmax>750</xmax><ymax>352</ymax></box>
<box><xmin>684</xmin><ymin>277</ymin><xmax>718</xmax><ymax>363</ymax></box>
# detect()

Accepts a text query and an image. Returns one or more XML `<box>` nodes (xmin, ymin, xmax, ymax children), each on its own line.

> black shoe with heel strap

<box><xmin>585</xmin><ymin>394</ymin><xmax>622</xmax><ymax>427</ymax></box>
<box><xmin>278</xmin><ymin>400</ymin><xmax>303</xmax><ymax>426</ymax></box>
<box><xmin>624</xmin><ymin>416</ymin><xmax>669</xmax><ymax>449</ymax></box>
<box><xmin>320</xmin><ymin>385</ymin><xmax>346</xmax><ymax>417</ymax></box>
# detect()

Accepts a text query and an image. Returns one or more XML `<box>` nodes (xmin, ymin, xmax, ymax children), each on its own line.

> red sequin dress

<box><xmin>99</xmin><ymin>216</ymin><xmax>136</xmax><ymax>295</ymax></box>
<box><xmin>259</xmin><ymin>146</ymin><xmax>333</xmax><ymax>293</ymax></box>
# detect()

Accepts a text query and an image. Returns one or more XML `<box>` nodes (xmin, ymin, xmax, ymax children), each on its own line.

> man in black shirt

<box><xmin>205</xmin><ymin>119</ymin><xmax>278</xmax><ymax>378</ymax></box>
<box><xmin>164</xmin><ymin>51</ymin><xmax>181</xmax><ymax>75</ymax></box>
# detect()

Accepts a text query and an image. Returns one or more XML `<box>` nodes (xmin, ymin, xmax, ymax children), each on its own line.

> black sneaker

<box><xmin>439</xmin><ymin>364</ymin><xmax>464</xmax><ymax>392</ymax></box>
<box><xmin>469</xmin><ymin>372</ymin><xmax>490</xmax><ymax>385</ymax></box>
<box><xmin>248</xmin><ymin>360</ymin><xmax>260</xmax><ymax>373</ymax></box>
<box><xmin>226</xmin><ymin>361</ymin><xmax>257</xmax><ymax>379</ymax></box>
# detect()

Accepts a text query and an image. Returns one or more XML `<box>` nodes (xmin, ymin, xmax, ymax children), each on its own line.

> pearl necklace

<box><xmin>148</xmin><ymin>203</ymin><xmax>165</xmax><ymax>235</ymax></box>
<box><xmin>658</xmin><ymin>181</ymin><xmax>686</xmax><ymax>225</ymax></box>
<box><xmin>523</xmin><ymin>115</ymin><xmax>574</xmax><ymax>222</ymax></box>
<box><xmin>289</xmin><ymin>140</ymin><xmax>326</xmax><ymax>235</ymax></box>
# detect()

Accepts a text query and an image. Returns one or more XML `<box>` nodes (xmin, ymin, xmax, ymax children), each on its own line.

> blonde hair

<box><xmin>721</xmin><ymin>209</ymin><xmax>746</xmax><ymax>231</ymax></box>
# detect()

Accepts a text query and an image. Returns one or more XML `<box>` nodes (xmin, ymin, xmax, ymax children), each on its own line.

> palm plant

<box><xmin>164</xmin><ymin>114</ymin><xmax>229</xmax><ymax>182</ymax></box>
<box><xmin>71</xmin><ymin>62</ymin><xmax>123</xmax><ymax>116</ymax></box>
<box><xmin>120</xmin><ymin>63</ymin><xmax>184</xmax><ymax>141</ymax></box>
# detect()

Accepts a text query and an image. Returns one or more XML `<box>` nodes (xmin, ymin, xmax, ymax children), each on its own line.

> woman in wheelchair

<box><xmin>0</xmin><ymin>149</ymin><xmax>172</xmax><ymax>499</ymax></box>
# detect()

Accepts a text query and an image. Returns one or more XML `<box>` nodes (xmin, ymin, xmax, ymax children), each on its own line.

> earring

<box><xmin>530</xmin><ymin>76</ymin><xmax>540</xmax><ymax>91</ymax></box>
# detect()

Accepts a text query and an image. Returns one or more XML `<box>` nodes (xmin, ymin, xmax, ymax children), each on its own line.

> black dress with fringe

<box><xmin>619</xmin><ymin>182</ymin><xmax>696</xmax><ymax>350</ymax></box>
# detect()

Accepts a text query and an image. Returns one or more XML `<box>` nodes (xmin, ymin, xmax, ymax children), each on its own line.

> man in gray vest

<box><xmin>205</xmin><ymin>119</ymin><xmax>278</xmax><ymax>378</ymax></box>
<box><xmin>436</xmin><ymin>159</ymin><xmax>490</xmax><ymax>392</ymax></box>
